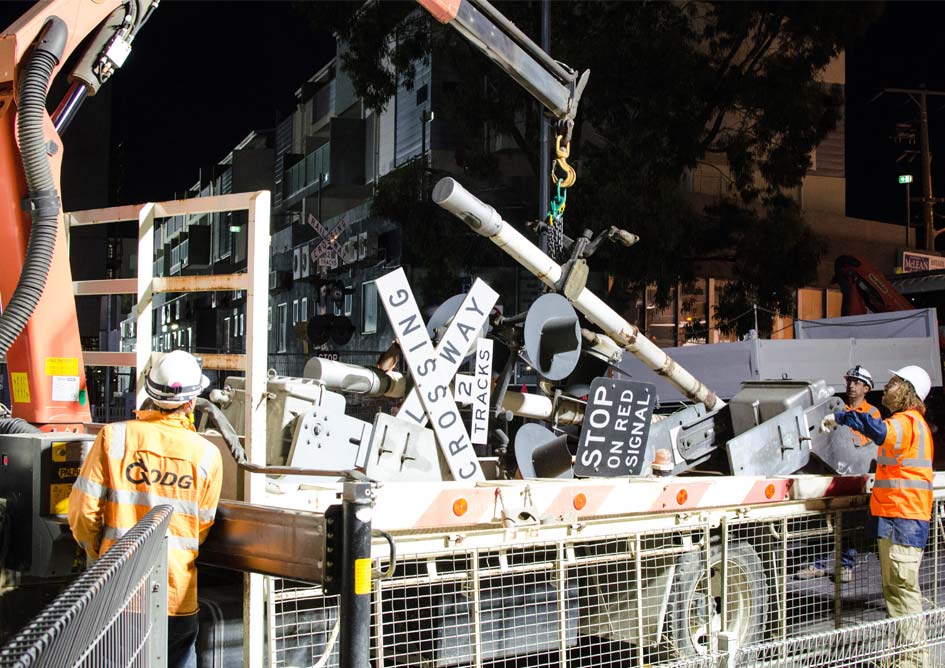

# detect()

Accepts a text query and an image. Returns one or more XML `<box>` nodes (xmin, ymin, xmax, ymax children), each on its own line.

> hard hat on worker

<box><xmin>844</xmin><ymin>365</ymin><xmax>873</xmax><ymax>390</ymax></box>
<box><xmin>145</xmin><ymin>350</ymin><xmax>210</xmax><ymax>409</ymax></box>
<box><xmin>888</xmin><ymin>365</ymin><xmax>932</xmax><ymax>402</ymax></box>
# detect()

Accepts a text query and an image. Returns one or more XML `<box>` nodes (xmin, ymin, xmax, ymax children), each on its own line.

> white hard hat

<box><xmin>146</xmin><ymin>350</ymin><xmax>210</xmax><ymax>409</ymax></box>
<box><xmin>844</xmin><ymin>365</ymin><xmax>873</xmax><ymax>389</ymax></box>
<box><xmin>889</xmin><ymin>365</ymin><xmax>932</xmax><ymax>402</ymax></box>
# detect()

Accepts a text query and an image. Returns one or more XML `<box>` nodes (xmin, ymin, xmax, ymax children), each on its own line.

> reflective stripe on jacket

<box><xmin>68</xmin><ymin>410</ymin><xmax>223</xmax><ymax>615</ymax></box>
<box><xmin>848</xmin><ymin>401</ymin><xmax>881</xmax><ymax>448</ymax></box>
<box><xmin>871</xmin><ymin>409</ymin><xmax>933</xmax><ymax>522</ymax></box>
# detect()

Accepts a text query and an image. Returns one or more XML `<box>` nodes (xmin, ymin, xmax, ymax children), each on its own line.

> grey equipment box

<box><xmin>0</xmin><ymin>432</ymin><xmax>94</xmax><ymax>576</ymax></box>
<box><xmin>728</xmin><ymin>380</ymin><xmax>835</xmax><ymax>436</ymax></box>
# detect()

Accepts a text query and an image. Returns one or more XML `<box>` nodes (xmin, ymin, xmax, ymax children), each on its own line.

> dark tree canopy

<box><xmin>300</xmin><ymin>1</ymin><xmax>881</xmax><ymax>334</ymax></box>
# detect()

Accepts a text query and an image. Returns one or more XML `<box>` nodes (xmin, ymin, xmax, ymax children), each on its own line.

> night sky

<box><xmin>846</xmin><ymin>1</ymin><xmax>945</xmax><ymax>226</ymax></box>
<box><xmin>0</xmin><ymin>1</ymin><xmax>332</xmax><ymax>205</ymax></box>
<box><xmin>0</xmin><ymin>2</ymin><xmax>942</xmax><ymax>223</ymax></box>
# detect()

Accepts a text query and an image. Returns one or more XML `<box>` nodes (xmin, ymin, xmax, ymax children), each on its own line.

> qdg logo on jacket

<box><xmin>125</xmin><ymin>460</ymin><xmax>194</xmax><ymax>489</ymax></box>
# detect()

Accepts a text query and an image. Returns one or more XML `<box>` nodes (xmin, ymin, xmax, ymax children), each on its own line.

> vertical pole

<box><xmin>906</xmin><ymin>181</ymin><xmax>912</xmax><ymax>248</ymax></box>
<box><xmin>538</xmin><ymin>0</ymin><xmax>551</xmax><ymax>253</ymax></box>
<box><xmin>833</xmin><ymin>512</ymin><xmax>842</xmax><ymax>629</ymax></box>
<box><xmin>934</xmin><ymin>501</ymin><xmax>940</xmax><ymax>606</ymax></box>
<box><xmin>339</xmin><ymin>481</ymin><xmax>374</xmax><ymax>668</ymax></box>
<box><xmin>135</xmin><ymin>203</ymin><xmax>156</xmax><ymax>408</ymax></box>
<box><xmin>471</xmin><ymin>548</ymin><xmax>483</xmax><ymax>667</ymax></box>
<box><xmin>243</xmin><ymin>191</ymin><xmax>271</xmax><ymax>668</ymax></box>
<box><xmin>919</xmin><ymin>90</ymin><xmax>935</xmax><ymax>251</ymax></box>
<box><xmin>148</xmin><ymin>535</ymin><xmax>169</xmax><ymax>668</ymax></box>
<box><xmin>421</xmin><ymin>112</ymin><xmax>426</xmax><ymax>194</ymax></box>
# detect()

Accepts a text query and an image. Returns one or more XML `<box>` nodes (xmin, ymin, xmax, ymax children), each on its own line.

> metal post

<box><xmin>833</xmin><ymin>512</ymin><xmax>842</xmax><ymax>629</ymax></box>
<box><xmin>339</xmin><ymin>481</ymin><xmax>374</xmax><ymax>668</ymax></box>
<box><xmin>919</xmin><ymin>90</ymin><xmax>935</xmax><ymax>251</ymax></box>
<box><xmin>906</xmin><ymin>181</ymin><xmax>912</xmax><ymax>248</ymax></box>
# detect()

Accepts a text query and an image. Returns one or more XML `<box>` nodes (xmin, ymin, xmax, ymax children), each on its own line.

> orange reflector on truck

<box><xmin>573</xmin><ymin>493</ymin><xmax>587</xmax><ymax>511</ymax></box>
<box><xmin>676</xmin><ymin>489</ymin><xmax>688</xmax><ymax>505</ymax></box>
<box><xmin>765</xmin><ymin>483</ymin><xmax>776</xmax><ymax>499</ymax></box>
<box><xmin>452</xmin><ymin>497</ymin><xmax>468</xmax><ymax>516</ymax></box>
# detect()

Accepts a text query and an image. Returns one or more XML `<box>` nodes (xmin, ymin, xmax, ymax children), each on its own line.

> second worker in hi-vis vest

<box><xmin>823</xmin><ymin>364</ymin><xmax>934</xmax><ymax>668</ymax></box>
<box><xmin>68</xmin><ymin>350</ymin><xmax>223</xmax><ymax>668</ymax></box>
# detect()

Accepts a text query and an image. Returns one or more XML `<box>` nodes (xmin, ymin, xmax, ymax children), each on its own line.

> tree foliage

<box><xmin>299</xmin><ymin>0</ymin><xmax>880</xmax><ymax>326</ymax></box>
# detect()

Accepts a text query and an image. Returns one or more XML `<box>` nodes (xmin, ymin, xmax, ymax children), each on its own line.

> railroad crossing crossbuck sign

<box><xmin>308</xmin><ymin>213</ymin><xmax>349</xmax><ymax>268</ymax></box>
<box><xmin>376</xmin><ymin>268</ymin><xmax>498</xmax><ymax>481</ymax></box>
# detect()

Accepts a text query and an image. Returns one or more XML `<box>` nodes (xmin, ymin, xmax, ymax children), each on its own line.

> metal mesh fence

<box><xmin>734</xmin><ymin>607</ymin><xmax>945</xmax><ymax>667</ymax></box>
<box><xmin>0</xmin><ymin>505</ymin><xmax>171</xmax><ymax>668</ymax></box>
<box><xmin>267</xmin><ymin>497</ymin><xmax>945</xmax><ymax>668</ymax></box>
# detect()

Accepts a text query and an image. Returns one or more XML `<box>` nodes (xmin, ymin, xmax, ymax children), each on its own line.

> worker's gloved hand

<box><xmin>820</xmin><ymin>414</ymin><xmax>839</xmax><ymax>434</ymax></box>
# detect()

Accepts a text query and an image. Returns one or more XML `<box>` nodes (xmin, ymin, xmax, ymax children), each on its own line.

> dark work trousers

<box><xmin>168</xmin><ymin>614</ymin><xmax>199</xmax><ymax>668</ymax></box>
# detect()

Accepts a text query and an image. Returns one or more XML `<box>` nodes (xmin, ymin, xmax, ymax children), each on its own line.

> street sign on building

<box><xmin>902</xmin><ymin>250</ymin><xmax>945</xmax><ymax>273</ymax></box>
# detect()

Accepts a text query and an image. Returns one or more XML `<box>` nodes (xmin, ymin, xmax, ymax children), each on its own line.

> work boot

<box><xmin>794</xmin><ymin>564</ymin><xmax>827</xmax><ymax>580</ymax></box>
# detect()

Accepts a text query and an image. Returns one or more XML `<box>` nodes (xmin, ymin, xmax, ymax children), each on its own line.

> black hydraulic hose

<box><xmin>0</xmin><ymin>418</ymin><xmax>42</xmax><ymax>434</ymax></box>
<box><xmin>0</xmin><ymin>17</ymin><xmax>68</xmax><ymax>358</ymax></box>
<box><xmin>195</xmin><ymin>397</ymin><xmax>247</xmax><ymax>464</ymax></box>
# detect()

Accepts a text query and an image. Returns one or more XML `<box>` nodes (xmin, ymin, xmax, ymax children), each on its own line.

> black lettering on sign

<box><xmin>574</xmin><ymin>378</ymin><xmax>655</xmax><ymax>477</ymax></box>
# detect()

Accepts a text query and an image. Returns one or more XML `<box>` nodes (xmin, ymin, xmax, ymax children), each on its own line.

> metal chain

<box><xmin>545</xmin><ymin>179</ymin><xmax>567</xmax><ymax>263</ymax></box>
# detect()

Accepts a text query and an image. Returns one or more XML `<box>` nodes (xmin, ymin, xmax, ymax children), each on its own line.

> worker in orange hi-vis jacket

<box><xmin>797</xmin><ymin>365</ymin><xmax>881</xmax><ymax>583</ymax></box>
<box><xmin>824</xmin><ymin>365</ymin><xmax>934</xmax><ymax>668</ymax></box>
<box><xmin>843</xmin><ymin>365</ymin><xmax>882</xmax><ymax>445</ymax></box>
<box><xmin>68</xmin><ymin>350</ymin><xmax>222</xmax><ymax>668</ymax></box>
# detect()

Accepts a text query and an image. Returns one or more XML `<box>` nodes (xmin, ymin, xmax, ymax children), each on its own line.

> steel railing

<box><xmin>0</xmin><ymin>505</ymin><xmax>172</xmax><ymax>668</ymax></box>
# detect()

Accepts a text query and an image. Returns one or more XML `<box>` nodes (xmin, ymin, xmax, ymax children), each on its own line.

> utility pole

<box><xmin>877</xmin><ymin>86</ymin><xmax>945</xmax><ymax>251</ymax></box>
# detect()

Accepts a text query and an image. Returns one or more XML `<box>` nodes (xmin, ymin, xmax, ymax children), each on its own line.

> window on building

<box><xmin>362</xmin><ymin>281</ymin><xmax>377</xmax><ymax>334</ymax></box>
<box><xmin>239</xmin><ymin>313</ymin><xmax>244</xmax><ymax>337</ymax></box>
<box><xmin>278</xmin><ymin>303</ymin><xmax>288</xmax><ymax>352</ymax></box>
<box><xmin>268</xmin><ymin>306</ymin><xmax>272</xmax><ymax>331</ymax></box>
<box><xmin>293</xmin><ymin>299</ymin><xmax>299</xmax><ymax>325</ymax></box>
<box><xmin>344</xmin><ymin>289</ymin><xmax>353</xmax><ymax>317</ymax></box>
<box><xmin>333</xmin><ymin>300</ymin><xmax>341</xmax><ymax>317</ymax></box>
<box><xmin>301</xmin><ymin>298</ymin><xmax>308</xmax><ymax>323</ymax></box>
<box><xmin>416</xmin><ymin>84</ymin><xmax>428</xmax><ymax>105</ymax></box>
<box><xmin>224</xmin><ymin>317</ymin><xmax>231</xmax><ymax>351</ymax></box>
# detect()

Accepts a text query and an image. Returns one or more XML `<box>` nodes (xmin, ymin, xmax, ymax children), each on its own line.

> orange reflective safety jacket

<box><xmin>848</xmin><ymin>401</ymin><xmax>882</xmax><ymax>447</ymax></box>
<box><xmin>871</xmin><ymin>409</ymin><xmax>934</xmax><ymax>522</ymax></box>
<box><xmin>68</xmin><ymin>410</ymin><xmax>223</xmax><ymax>616</ymax></box>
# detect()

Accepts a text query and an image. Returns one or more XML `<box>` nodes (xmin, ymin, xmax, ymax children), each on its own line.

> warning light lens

<box><xmin>573</xmin><ymin>493</ymin><xmax>587</xmax><ymax>511</ymax></box>
<box><xmin>676</xmin><ymin>489</ymin><xmax>689</xmax><ymax>505</ymax></box>
<box><xmin>765</xmin><ymin>483</ymin><xmax>776</xmax><ymax>499</ymax></box>
<box><xmin>452</xmin><ymin>498</ymin><xmax>468</xmax><ymax>517</ymax></box>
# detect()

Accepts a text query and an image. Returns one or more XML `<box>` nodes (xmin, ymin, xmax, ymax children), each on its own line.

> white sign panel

<box><xmin>51</xmin><ymin>376</ymin><xmax>80</xmax><ymax>402</ymax></box>
<box><xmin>902</xmin><ymin>250</ymin><xmax>945</xmax><ymax>273</ymax></box>
<box><xmin>317</xmin><ymin>250</ymin><xmax>339</xmax><ymax>268</ymax></box>
<box><xmin>397</xmin><ymin>280</ymin><xmax>498</xmax><ymax>427</ymax></box>
<box><xmin>376</xmin><ymin>268</ymin><xmax>486</xmax><ymax>481</ymax></box>
<box><xmin>470</xmin><ymin>338</ymin><xmax>493</xmax><ymax>445</ymax></box>
<box><xmin>453</xmin><ymin>374</ymin><xmax>475</xmax><ymax>405</ymax></box>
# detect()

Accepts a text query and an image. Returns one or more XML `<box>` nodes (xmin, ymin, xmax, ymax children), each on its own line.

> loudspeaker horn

<box><xmin>425</xmin><ymin>292</ymin><xmax>491</xmax><ymax>347</ymax></box>
<box><xmin>514</xmin><ymin>423</ymin><xmax>573</xmax><ymax>479</ymax></box>
<box><xmin>523</xmin><ymin>293</ymin><xmax>581</xmax><ymax>381</ymax></box>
